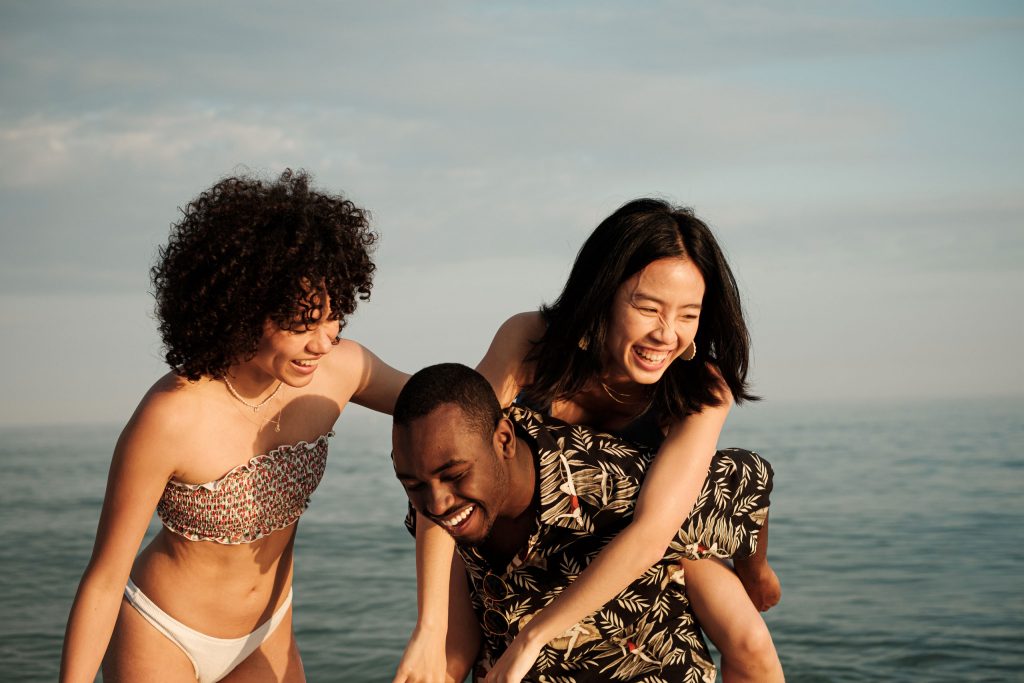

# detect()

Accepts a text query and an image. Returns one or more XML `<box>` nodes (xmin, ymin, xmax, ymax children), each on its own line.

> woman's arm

<box><xmin>485</xmin><ymin>387</ymin><xmax>732</xmax><ymax>683</ymax></box>
<box><xmin>60</xmin><ymin>399</ymin><xmax>179</xmax><ymax>683</ymax></box>
<box><xmin>332</xmin><ymin>340</ymin><xmax>459</xmax><ymax>682</ymax></box>
<box><xmin>337</xmin><ymin>340</ymin><xmax>409</xmax><ymax>415</ymax></box>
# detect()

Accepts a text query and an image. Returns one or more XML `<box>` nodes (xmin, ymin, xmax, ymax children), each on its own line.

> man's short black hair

<box><xmin>393</xmin><ymin>363</ymin><xmax>502</xmax><ymax>437</ymax></box>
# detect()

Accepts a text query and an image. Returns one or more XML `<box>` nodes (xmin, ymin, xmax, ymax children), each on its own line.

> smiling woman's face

<box><xmin>603</xmin><ymin>257</ymin><xmax>705</xmax><ymax>386</ymax></box>
<box><xmin>245</xmin><ymin>295</ymin><xmax>342</xmax><ymax>387</ymax></box>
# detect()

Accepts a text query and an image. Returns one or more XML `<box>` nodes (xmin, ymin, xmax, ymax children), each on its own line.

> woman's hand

<box><xmin>483</xmin><ymin>636</ymin><xmax>543</xmax><ymax>683</ymax></box>
<box><xmin>392</xmin><ymin>624</ymin><xmax>449</xmax><ymax>683</ymax></box>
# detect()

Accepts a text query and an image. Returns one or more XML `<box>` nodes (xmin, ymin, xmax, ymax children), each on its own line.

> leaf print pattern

<box><xmin>405</xmin><ymin>407</ymin><xmax>772</xmax><ymax>681</ymax></box>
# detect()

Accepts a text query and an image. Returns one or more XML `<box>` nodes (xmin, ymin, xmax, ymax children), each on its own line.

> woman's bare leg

<box><xmin>102</xmin><ymin>597</ymin><xmax>204</xmax><ymax>682</ymax></box>
<box><xmin>683</xmin><ymin>558</ymin><xmax>784</xmax><ymax>683</ymax></box>
<box><xmin>221</xmin><ymin>606</ymin><xmax>304</xmax><ymax>682</ymax></box>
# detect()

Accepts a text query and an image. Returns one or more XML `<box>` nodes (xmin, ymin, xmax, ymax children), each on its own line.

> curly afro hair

<box><xmin>151</xmin><ymin>169</ymin><xmax>377</xmax><ymax>380</ymax></box>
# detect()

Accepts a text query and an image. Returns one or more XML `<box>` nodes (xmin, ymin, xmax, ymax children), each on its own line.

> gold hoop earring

<box><xmin>682</xmin><ymin>340</ymin><xmax>697</xmax><ymax>361</ymax></box>
<box><xmin>578</xmin><ymin>336</ymin><xmax>589</xmax><ymax>351</ymax></box>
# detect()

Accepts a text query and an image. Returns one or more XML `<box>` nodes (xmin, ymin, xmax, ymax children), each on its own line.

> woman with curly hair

<box><xmin>61</xmin><ymin>170</ymin><xmax>405</xmax><ymax>683</ymax></box>
<box><xmin>398</xmin><ymin>199</ymin><xmax>783</xmax><ymax>683</ymax></box>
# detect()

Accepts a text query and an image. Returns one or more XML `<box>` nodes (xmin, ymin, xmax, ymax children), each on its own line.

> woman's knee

<box><xmin>724</xmin><ymin>617</ymin><xmax>778</xmax><ymax>670</ymax></box>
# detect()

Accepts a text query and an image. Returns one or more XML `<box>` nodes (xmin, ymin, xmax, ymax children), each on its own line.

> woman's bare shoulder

<box><xmin>133</xmin><ymin>372</ymin><xmax>201</xmax><ymax>426</ymax></box>
<box><xmin>500</xmin><ymin>310</ymin><xmax>546</xmax><ymax>340</ymax></box>
<box><xmin>319</xmin><ymin>337</ymin><xmax>360</xmax><ymax>372</ymax></box>
<box><xmin>477</xmin><ymin>311</ymin><xmax>545</xmax><ymax>405</ymax></box>
<box><xmin>113</xmin><ymin>372</ymin><xmax>206</xmax><ymax>473</ymax></box>
<box><xmin>317</xmin><ymin>338</ymin><xmax>372</xmax><ymax>394</ymax></box>
<box><xmin>480</xmin><ymin>311</ymin><xmax>541</xmax><ymax>365</ymax></box>
<box><xmin>320</xmin><ymin>338</ymin><xmax>407</xmax><ymax>414</ymax></box>
<box><xmin>489</xmin><ymin>311</ymin><xmax>546</xmax><ymax>359</ymax></box>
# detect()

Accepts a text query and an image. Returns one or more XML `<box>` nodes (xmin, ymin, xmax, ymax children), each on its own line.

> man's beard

<box><xmin>449</xmin><ymin>508</ymin><xmax>496</xmax><ymax>547</ymax></box>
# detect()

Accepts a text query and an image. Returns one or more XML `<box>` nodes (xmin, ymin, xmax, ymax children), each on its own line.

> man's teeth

<box><xmin>634</xmin><ymin>347</ymin><xmax>668</xmax><ymax>363</ymax></box>
<box><xmin>442</xmin><ymin>506</ymin><xmax>474</xmax><ymax>527</ymax></box>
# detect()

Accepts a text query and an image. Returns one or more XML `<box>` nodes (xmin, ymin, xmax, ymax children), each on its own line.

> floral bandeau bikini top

<box><xmin>156</xmin><ymin>432</ymin><xmax>333</xmax><ymax>545</ymax></box>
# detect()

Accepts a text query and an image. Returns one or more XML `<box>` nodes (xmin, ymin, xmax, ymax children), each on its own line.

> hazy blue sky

<box><xmin>1</xmin><ymin>1</ymin><xmax>1021</xmax><ymax>425</ymax></box>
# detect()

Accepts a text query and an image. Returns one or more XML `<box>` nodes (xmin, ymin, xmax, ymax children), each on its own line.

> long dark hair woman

<box><xmin>61</xmin><ymin>170</ymin><xmax>406</xmax><ymax>683</ymax></box>
<box><xmin>397</xmin><ymin>199</ymin><xmax>783</xmax><ymax>683</ymax></box>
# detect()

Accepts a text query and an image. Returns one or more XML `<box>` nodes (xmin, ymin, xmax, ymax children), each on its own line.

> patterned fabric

<box><xmin>441</xmin><ymin>406</ymin><xmax>771</xmax><ymax>682</ymax></box>
<box><xmin>157</xmin><ymin>432</ymin><xmax>333</xmax><ymax>545</ymax></box>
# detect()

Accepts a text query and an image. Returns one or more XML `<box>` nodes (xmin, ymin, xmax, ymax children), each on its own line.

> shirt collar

<box><xmin>506</xmin><ymin>405</ymin><xmax>590</xmax><ymax>533</ymax></box>
<box><xmin>456</xmin><ymin>405</ymin><xmax>596</xmax><ymax>577</ymax></box>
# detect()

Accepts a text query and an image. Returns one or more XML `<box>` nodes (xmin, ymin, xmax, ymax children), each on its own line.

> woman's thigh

<box><xmin>102</xmin><ymin>597</ymin><xmax>198</xmax><ymax>682</ymax></box>
<box><xmin>220</xmin><ymin>608</ymin><xmax>304</xmax><ymax>683</ymax></box>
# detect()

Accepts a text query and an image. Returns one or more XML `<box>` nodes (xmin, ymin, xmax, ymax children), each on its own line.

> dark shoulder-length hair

<box><xmin>524</xmin><ymin>198</ymin><xmax>757</xmax><ymax>421</ymax></box>
<box><xmin>151</xmin><ymin>169</ymin><xmax>377</xmax><ymax>380</ymax></box>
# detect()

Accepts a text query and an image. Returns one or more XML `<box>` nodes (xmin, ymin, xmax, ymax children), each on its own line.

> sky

<box><xmin>0</xmin><ymin>0</ymin><xmax>1021</xmax><ymax>425</ymax></box>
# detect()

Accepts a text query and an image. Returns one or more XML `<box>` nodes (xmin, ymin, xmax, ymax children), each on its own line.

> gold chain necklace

<box><xmin>223</xmin><ymin>377</ymin><xmax>283</xmax><ymax>412</ymax></box>
<box><xmin>599</xmin><ymin>381</ymin><xmax>655</xmax><ymax>417</ymax></box>
<box><xmin>600</xmin><ymin>381</ymin><xmax>642</xmax><ymax>404</ymax></box>
<box><xmin>223</xmin><ymin>377</ymin><xmax>284</xmax><ymax>432</ymax></box>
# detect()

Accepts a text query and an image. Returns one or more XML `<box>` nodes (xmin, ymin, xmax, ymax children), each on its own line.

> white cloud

<box><xmin>0</xmin><ymin>110</ymin><xmax>310</xmax><ymax>187</ymax></box>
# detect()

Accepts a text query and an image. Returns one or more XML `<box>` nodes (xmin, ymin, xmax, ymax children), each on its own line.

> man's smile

<box><xmin>433</xmin><ymin>504</ymin><xmax>477</xmax><ymax>533</ymax></box>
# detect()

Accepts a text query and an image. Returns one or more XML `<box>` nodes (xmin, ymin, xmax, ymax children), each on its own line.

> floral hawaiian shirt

<box><xmin>410</xmin><ymin>404</ymin><xmax>773</xmax><ymax>682</ymax></box>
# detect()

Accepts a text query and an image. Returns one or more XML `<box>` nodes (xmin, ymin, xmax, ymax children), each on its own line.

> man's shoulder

<box><xmin>507</xmin><ymin>404</ymin><xmax>654</xmax><ymax>472</ymax></box>
<box><xmin>507</xmin><ymin>405</ymin><xmax>657</xmax><ymax>538</ymax></box>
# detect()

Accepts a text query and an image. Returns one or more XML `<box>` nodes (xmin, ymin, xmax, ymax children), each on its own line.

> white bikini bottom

<box><xmin>124</xmin><ymin>579</ymin><xmax>292</xmax><ymax>683</ymax></box>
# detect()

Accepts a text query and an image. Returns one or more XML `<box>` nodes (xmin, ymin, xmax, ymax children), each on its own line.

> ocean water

<box><xmin>1</xmin><ymin>397</ymin><xmax>1021</xmax><ymax>682</ymax></box>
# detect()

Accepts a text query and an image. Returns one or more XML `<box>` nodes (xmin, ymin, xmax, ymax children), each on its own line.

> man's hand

<box><xmin>392</xmin><ymin>624</ymin><xmax>449</xmax><ymax>683</ymax></box>
<box><xmin>735</xmin><ymin>561</ymin><xmax>781</xmax><ymax>612</ymax></box>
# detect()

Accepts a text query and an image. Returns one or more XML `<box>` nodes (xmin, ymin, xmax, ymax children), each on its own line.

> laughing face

<box><xmin>603</xmin><ymin>257</ymin><xmax>705</xmax><ymax>386</ymax></box>
<box><xmin>392</xmin><ymin>404</ymin><xmax>515</xmax><ymax>546</ymax></box>
<box><xmin>247</xmin><ymin>296</ymin><xmax>342</xmax><ymax>387</ymax></box>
